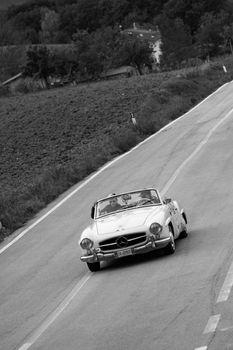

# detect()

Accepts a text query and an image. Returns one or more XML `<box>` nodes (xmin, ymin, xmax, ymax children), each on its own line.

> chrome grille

<box><xmin>99</xmin><ymin>232</ymin><xmax>147</xmax><ymax>251</ymax></box>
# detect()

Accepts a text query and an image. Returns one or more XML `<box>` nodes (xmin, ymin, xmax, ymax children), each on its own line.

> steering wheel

<box><xmin>137</xmin><ymin>198</ymin><xmax>154</xmax><ymax>206</ymax></box>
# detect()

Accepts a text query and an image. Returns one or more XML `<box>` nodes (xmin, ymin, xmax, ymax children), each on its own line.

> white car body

<box><xmin>79</xmin><ymin>188</ymin><xmax>188</xmax><ymax>271</ymax></box>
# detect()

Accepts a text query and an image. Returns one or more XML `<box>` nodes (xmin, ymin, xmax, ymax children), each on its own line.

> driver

<box><xmin>140</xmin><ymin>190</ymin><xmax>159</xmax><ymax>204</ymax></box>
<box><xmin>101</xmin><ymin>197</ymin><xmax>122</xmax><ymax>214</ymax></box>
<box><xmin>140</xmin><ymin>190</ymin><xmax>153</xmax><ymax>200</ymax></box>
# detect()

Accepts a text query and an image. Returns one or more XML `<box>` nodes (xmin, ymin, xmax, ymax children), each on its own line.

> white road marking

<box><xmin>17</xmin><ymin>272</ymin><xmax>92</xmax><ymax>350</ymax></box>
<box><xmin>217</xmin><ymin>260</ymin><xmax>233</xmax><ymax>303</ymax></box>
<box><xmin>220</xmin><ymin>326</ymin><xmax>233</xmax><ymax>332</ymax></box>
<box><xmin>18</xmin><ymin>343</ymin><xmax>32</xmax><ymax>350</ymax></box>
<box><xmin>203</xmin><ymin>314</ymin><xmax>221</xmax><ymax>334</ymax></box>
<box><xmin>161</xmin><ymin>106</ymin><xmax>233</xmax><ymax>195</ymax></box>
<box><xmin>195</xmin><ymin>347</ymin><xmax>208</xmax><ymax>350</ymax></box>
<box><xmin>0</xmin><ymin>82</ymin><xmax>230</xmax><ymax>256</ymax></box>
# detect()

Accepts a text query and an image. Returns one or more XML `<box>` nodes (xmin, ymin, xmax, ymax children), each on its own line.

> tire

<box><xmin>87</xmin><ymin>261</ymin><xmax>100</xmax><ymax>272</ymax></box>
<box><xmin>179</xmin><ymin>228</ymin><xmax>188</xmax><ymax>239</ymax></box>
<box><xmin>179</xmin><ymin>213</ymin><xmax>188</xmax><ymax>239</ymax></box>
<box><xmin>164</xmin><ymin>226</ymin><xmax>175</xmax><ymax>255</ymax></box>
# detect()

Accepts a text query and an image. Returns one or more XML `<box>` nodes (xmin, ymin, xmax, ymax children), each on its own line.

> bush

<box><xmin>166</xmin><ymin>95</ymin><xmax>192</xmax><ymax>120</ymax></box>
<box><xmin>183</xmin><ymin>67</ymin><xmax>202</xmax><ymax>79</ymax></box>
<box><xmin>112</xmin><ymin>129</ymin><xmax>139</xmax><ymax>152</ymax></box>
<box><xmin>13</xmin><ymin>80</ymin><xmax>31</xmax><ymax>94</ymax></box>
<box><xmin>135</xmin><ymin>91</ymin><xmax>173</xmax><ymax>134</ymax></box>
<box><xmin>161</xmin><ymin>77</ymin><xmax>198</xmax><ymax>95</ymax></box>
<box><xmin>137</xmin><ymin>112</ymin><xmax>170</xmax><ymax>135</ymax></box>
<box><xmin>0</xmin><ymin>85</ymin><xmax>10</xmax><ymax>97</ymax></box>
<box><xmin>13</xmin><ymin>78</ymin><xmax>44</xmax><ymax>94</ymax></box>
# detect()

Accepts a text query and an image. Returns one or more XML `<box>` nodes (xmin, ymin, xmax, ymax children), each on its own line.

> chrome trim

<box><xmin>155</xmin><ymin>237</ymin><xmax>171</xmax><ymax>244</ymax></box>
<box><xmin>80</xmin><ymin>236</ymin><xmax>171</xmax><ymax>263</ymax></box>
<box><xmin>99</xmin><ymin>232</ymin><xmax>147</xmax><ymax>251</ymax></box>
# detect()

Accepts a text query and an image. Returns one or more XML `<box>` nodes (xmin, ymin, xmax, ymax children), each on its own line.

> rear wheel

<box><xmin>179</xmin><ymin>213</ymin><xmax>188</xmax><ymax>239</ymax></box>
<box><xmin>179</xmin><ymin>228</ymin><xmax>188</xmax><ymax>239</ymax></box>
<box><xmin>164</xmin><ymin>226</ymin><xmax>175</xmax><ymax>255</ymax></box>
<box><xmin>87</xmin><ymin>261</ymin><xmax>100</xmax><ymax>272</ymax></box>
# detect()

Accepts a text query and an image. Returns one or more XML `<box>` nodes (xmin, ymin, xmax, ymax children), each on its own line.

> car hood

<box><xmin>95</xmin><ymin>206</ymin><xmax>163</xmax><ymax>235</ymax></box>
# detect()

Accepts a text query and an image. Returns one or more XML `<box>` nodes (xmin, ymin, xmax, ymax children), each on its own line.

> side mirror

<box><xmin>91</xmin><ymin>206</ymin><xmax>95</xmax><ymax>219</ymax></box>
<box><xmin>163</xmin><ymin>198</ymin><xmax>172</xmax><ymax>205</ymax></box>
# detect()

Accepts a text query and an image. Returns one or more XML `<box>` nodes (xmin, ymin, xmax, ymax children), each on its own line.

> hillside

<box><xmin>0</xmin><ymin>76</ymin><xmax>151</xmax><ymax>192</ymax></box>
<box><xmin>0</xmin><ymin>57</ymin><xmax>233</xmax><ymax>240</ymax></box>
<box><xmin>0</xmin><ymin>73</ymin><xmax>166</xmax><ymax>236</ymax></box>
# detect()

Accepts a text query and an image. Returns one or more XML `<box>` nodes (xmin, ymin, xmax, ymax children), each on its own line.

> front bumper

<box><xmin>80</xmin><ymin>236</ymin><xmax>171</xmax><ymax>263</ymax></box>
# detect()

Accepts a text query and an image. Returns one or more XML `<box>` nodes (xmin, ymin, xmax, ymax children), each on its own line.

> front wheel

<box><xmin>87</xmin><ymin>261</ymin><xmax>100</xmax><ymax>272</ymax></box>
<box><xmin>164</xmin><ymin>228</ymin><xmax>175</xmax><ymax>255</ymax></box>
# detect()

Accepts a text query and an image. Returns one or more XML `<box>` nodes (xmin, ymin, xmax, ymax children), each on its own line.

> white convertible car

<box><xmin>79</xmin><ymin>188</ymin><xmax>188</xmax><ymax>271</ymax></box>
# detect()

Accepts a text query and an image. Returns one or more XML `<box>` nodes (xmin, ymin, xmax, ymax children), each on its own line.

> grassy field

<box><xmin>1</xmin><ymin>57</ymin><xmax>233</xmax><ymax>241</ymax></box>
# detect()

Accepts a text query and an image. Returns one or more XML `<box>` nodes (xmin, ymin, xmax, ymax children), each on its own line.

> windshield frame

<box><xmin>94</xmin><ymin>189</ymin><xmax>162</xmax><ymax>219</ymax></box>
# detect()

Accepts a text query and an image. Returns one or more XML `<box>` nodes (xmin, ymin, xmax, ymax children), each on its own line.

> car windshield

<box><xmin>96</xmin><ymin>189</ymin><xmax>161</xmax><ymax>218</ymax></box>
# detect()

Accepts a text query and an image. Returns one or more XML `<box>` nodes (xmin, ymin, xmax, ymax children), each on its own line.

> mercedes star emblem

<box><xmin>116</xmin><ymin>236</ymin><xmax>128</xmax><ymax>248</ymax></box>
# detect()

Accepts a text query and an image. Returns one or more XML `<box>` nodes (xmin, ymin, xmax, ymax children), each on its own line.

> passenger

<box><xmin>101</xmin><ymin>197</ymin><xmax>122</xmax><ymax>214</ymax></box>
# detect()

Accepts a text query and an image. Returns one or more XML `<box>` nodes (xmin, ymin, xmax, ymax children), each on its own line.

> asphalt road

<box><xmin>1</xmin><ymin>81</ymin><xmax>233</xmax><ymax>350</ymax></box>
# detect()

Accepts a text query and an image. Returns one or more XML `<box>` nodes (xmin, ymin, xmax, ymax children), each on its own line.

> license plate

<box><xmin>117</xmin><ymin>249</ymin><xmax>132</xmax><ymax>258</ymax></box>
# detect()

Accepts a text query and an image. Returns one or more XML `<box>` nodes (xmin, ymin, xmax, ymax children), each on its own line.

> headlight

<box><xmin>80</xmin><ymin>238</ymin><xmax>94</xmax><ymax>249</ymax></box>
<box><xmin>149</xmin><ymin>223</ymin><xmax>162</xmax><ymax>235</ymax></box>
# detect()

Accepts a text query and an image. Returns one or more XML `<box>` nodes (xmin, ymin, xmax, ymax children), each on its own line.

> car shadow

<box><xmin>101</xmin><ymin>248</ymin><xmax>170</xmax><ymax>271</ymax></box>
<box><xmin>99</xmin><ymin>229</ymin><xmax>198</xmax><ymax>271</ymax></box>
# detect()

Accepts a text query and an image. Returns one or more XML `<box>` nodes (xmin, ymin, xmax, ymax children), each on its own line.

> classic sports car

<box><xmin>79</xmin><ymin>188</ymin><xmax>188</xmax><ymax>271</ymax></box>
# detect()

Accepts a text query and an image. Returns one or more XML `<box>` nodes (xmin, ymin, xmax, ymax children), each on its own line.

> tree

<box><xmin>73</xmin><ymin>27</ymin><xmax>119</xmax><ymax>79</ymax></box>
<box><xmin>116</xmin><ymin>34</ymin><xmax>153</xmax><ymax>74</ymax></box>
<box><xmin>73</xmin><ymin>26</ymin><xmax>154</xmax><ymax>78</ymax></box>
<box><xmin>6</xmin><ymin>0</ymin><xmax>54</xmax><ymax>20</ymax></box>
<box><xmin>70</xmin><ymin>0</ymin><xmax>101</xmax><ymax>32</ymax></box>
<box><xmin>0</xmin><ymin>46</ymin><xmax>26</xmax><ymax>81</ymax></box>
<box><xmin>0</xmin><ymin>13</ymin><xmax>17</xmax><ymax>45</ymax></box>
<box><xmin>51</xmin><ymin>46</ymin><xmax>78</xmax><ymax>77</ymax></box>
<box><xmin>23</xmin><ymin>46</ymin><xmax>52</xmax><ymax>87</ymax></box>
<box><xmin>222</xmin><ymin>23</ymin><xmax>233</xmax><ymax>54</ymax></box>
<box><xmin>163</xmin><ymin>0</ymin><xmax>228</xmax><ymax>37</ymax></box>
<box><xmin>98</xmin><ymin>0</ymin><xmax>131</xmax><ymax>28</ymax></box>
<box><xmin>9</xmin><ymin>7</ymin><xmax>42</xmax><ymax>43</ymax></box>
<box><xmin>59</xmin><ymin>4</ymin><xmax>80</xmax><ymax>40</ymax></box>
<box><xmin>195</xmin><ymin>11</ymin><xmax>227</xmax><ymax>57</ymax></box>
<box><xmin>91</xmin><ymin>27</ymin><xmax>122</xmax><ymax>71</ymax></box>
<box><xmin>159</xmin><ymin>15</ymin><xmax>194</xmax><ymax>69</ymax></box>
<box><xmin>73</xmin><ymin>30</ymin><xmax>103</xmax><ymax>79</ymax></box>
<box><xmin>39</xmin><ymin>8</ymin><xmax>60</xmax><ymax>43</ymax></box>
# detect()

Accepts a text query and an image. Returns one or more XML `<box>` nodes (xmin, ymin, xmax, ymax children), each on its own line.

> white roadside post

<box><xmin>223</xmin><ymin>65</ymin><xmax>227</xmax><ymax>73</ymax></box>
<box><xmin>130</xmin><ymin>112</ymin><xmax>137</xmax><ymax>126</ymax></box>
